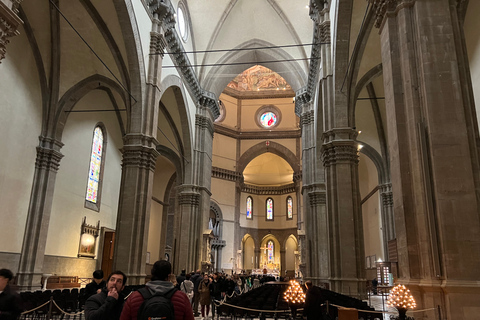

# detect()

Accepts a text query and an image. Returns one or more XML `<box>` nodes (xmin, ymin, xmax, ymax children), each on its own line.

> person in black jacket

<box><xmin>209</xmin><ymin>273</ymin><xmax>224</xmax><ymax>319</ymax></box>
<box><xmin>303</xmin><ymin>281</ymin><xmax>324</xmax><ymax>320</ymax></box>
<box><xmin>84</xmin><ymin>270</ymin><xmax>106</xmax><ymax>300</ymax></box>
<box><xmin>0</xmin><ymin>269</ymin><xmax>21</xmax><ymax>320</ymax></box>
<box><xmin>84</xmin><ymin>270</ymin><xmax>127</xmax><ymax>320</ymax></box>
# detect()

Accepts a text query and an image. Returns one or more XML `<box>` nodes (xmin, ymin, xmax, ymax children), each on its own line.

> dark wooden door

<box><xmin>101</xmin><ymin>231</ymin><xmax>115</xmax><ymax>277</ymax></box>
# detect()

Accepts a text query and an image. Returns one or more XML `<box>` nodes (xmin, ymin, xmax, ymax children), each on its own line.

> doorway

<box><xmin>101</xmin><ymin>231</ymin><xmax>115</xmax><ymax>277</ymax></box>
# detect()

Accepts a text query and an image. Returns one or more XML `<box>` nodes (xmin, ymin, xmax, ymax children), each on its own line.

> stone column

<box><xmin>254</xmin><ymin>249</ymin><xmax>260</xmax><ymax>269</ymax></box>
<box><xmin>17</xmin><ymin>137</ymin><xmax>63</xmax><ymax>290</ymax></box>
<box><xmin>373</xmin><ymin>0</ymin><xmax>480</xmax><ymax>316</ymax></box>
<box><xmin>379</xmin><ymin>182</ymin><xmax>395</xmax><ymax>258</ymax></box>
<box><xmin>298</xmin><ymin>91</ymin><xmax>329</xmax><ymax>286</ymax></box>
<box><xmin>174</xmin><ymin>102</ymin><xmax>215</xmax><ymax>273</ymax></box>
<box><xmin>111</xmin><ymin>13</ymin><xmax>165</xmax><ymax>283</ymax></box>
<box><xmin>280</xmin><ymin>249</ymin><xmax>286</xmax><ymax>276</ymax></box>
<box><xmin>322</xmin><ymin>129</ymin><xmax>365</xmax><ymax>298</ymax></box>
<box><xmin>113</xmin><ymin>137</ymin><xmax>159</xmax><ymax>284</ymax></box>
<box><xmin>174</xmin><ymin>184</ymin><xmax>200</xmax><ymax>273</ymax></box>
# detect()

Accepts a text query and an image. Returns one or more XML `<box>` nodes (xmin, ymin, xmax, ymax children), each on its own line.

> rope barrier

<box><xmin>20</xmin><ymin>300</ymin><xmax>51</xmax><ymax>315</ymax></box>
<box><xmin>51</xmin><ymin>300</ymin><xmax>85</xmax><ymax>316</ymax></box>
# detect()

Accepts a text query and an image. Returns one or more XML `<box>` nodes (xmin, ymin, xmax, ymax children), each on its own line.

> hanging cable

<box><xmin>151</xmin><ymin>42</ymin><xmax>330</xmax><ymax>56</ymax></box>
<box><xmin>157</xmin><ymin>126</ymin><xmax>190</xmax><ymax>164</ymax></box>
<box><xmin>162</xmin><ymin>57</ymin><xmax>320</xmax><ymax>68</ymax></box>
<box><xmin>49</xmin><ymin>0</ymin><xmax>137</xmax><ymax>103</ymax></box>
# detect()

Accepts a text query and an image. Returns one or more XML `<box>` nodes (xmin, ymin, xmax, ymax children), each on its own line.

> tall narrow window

<box><xmin>85</xmin><ymin>125</ymin><xmax>106</xmax><ymax>211</ymax></box>
<box><xmin>287</xmin><ymin>196</ymin><xmax>293</xmax><ymax>220</ymax></box>
<box><xmin>246</xmin><ymin>196</ymin><xmax>253</xmax><ymax>219</ymax></box>
<box><xmin>266</xmin><ymin>198</ymin><xmax>274</xmax><ymax>220</ymax></box>
<box><xmin>267</xmin><ymin>240</ymin><xmax>274</xmax><ymax>263</ymax></box>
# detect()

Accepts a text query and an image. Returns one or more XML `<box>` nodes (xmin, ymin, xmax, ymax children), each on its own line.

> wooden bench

<box><xmin>42</xmin><ymin>276</ymin><xmax>81</xmax><ymax>289</ymax></box>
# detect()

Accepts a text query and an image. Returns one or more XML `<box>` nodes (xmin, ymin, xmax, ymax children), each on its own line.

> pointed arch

<box><xmin>54</xmin><ymin>74</ymin><xmax>127</xmax><ymax>141</ymax></box>
<box><xmin>202</xmin><ymin>39</ymin><xmax>307</xmax><ymax>98</ymax></box>
<box><xmin>237</xmin><ymin>140</ymin><xmax>300</xmax><ymax>174</ymax></box>
<box><xmin>159</xmin><ymin>75</ymin><xmax>194</xmax><ymax>183</ymax></box>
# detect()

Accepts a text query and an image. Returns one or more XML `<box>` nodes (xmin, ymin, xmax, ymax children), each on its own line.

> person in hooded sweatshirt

<box><xmin>120</xmin><ymin>260</ymin><xmax>193</xmax><ymax>320</ymax></box>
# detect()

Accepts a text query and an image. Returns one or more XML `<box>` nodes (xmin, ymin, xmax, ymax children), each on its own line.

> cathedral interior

<box><xmin>1</xmin><ymin>0</ymin><xmax>480</xmax><ymax>319</ymax></box>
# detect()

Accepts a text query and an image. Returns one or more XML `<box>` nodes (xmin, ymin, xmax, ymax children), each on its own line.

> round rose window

<box><xmin>260</xmin><ymin>112</ymin><xmax>277</xmax><ymax>128</ymax></box>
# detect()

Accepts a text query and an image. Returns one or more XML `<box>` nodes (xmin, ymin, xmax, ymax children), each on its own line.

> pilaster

<box><xmin>17</xmin><ymin>136</ymin><xmax>63</xmax><ymax>290</ymax></box>
<box><xmin>321</xmin><ymin>129</ymin><xmax>365</xmax><ymax>299</ymax></box>
<box><xmin>113</xmin><ymin>134</ymin><xmax>159</xmax><ymax>284</ymax></box>
<box><xmin>375</xmin><ymin>0</ymin><xmax>480</xmax><ymax>317</ymax></box>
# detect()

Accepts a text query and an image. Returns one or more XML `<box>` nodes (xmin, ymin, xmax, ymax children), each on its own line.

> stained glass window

<box><xmin>266</xmin><ymin>198</ymin><xmax>274</xmax><ymax>220</ymax></box>
<box><xmin>246</xmin><ymin>196</ymin><xmax>253</xmax><ymax>219</ymax></box>
<box><xmin>260</xmin><ymin>112</ymin><xmax>277</xmax><ymax>128</ymax></box>
<box><xmin>268</xmin><ymin>240</ymin><xmax>274</xmax><ymax>263</ymax></box>
<box><xmin>287</xmin><ymin>197</ymin><xmax>293</xmax><ymax>219</ymax></box>
<box><xmin>86</xmin><ymin>127</ymin><xmax>104</xmax><ymax>204</ymax></box>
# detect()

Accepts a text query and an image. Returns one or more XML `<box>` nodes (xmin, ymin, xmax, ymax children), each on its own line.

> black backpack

<box><xmin>137</xmin><ymin>287</ymin><xmax>177</xmax><ymax>320</ymax></box>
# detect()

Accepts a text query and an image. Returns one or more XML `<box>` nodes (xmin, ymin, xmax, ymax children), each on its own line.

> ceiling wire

<box><xmin>157</xmin><ymin>126</ymin><xmax>190</xmax><ymax>164</ymax></box>
<box><xmin>163</xmin><ymin>57</ymin><xmax>320</xmax><ymax>68</ymax></box>
<box><xmin>152</xmin><ymin>42</ymin><xmax>330</xmax><ymax>56</ymax></box>
<box><xmin>49</xmin><ymin>0</ymin><xmax>137</xmax><ymax>103</ymax></box>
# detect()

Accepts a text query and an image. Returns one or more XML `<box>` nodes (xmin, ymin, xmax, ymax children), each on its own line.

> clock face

<box><xmin>260</xmin><ymin>112</ymin><xmax>277</xmax><ymax>128</ymax></box>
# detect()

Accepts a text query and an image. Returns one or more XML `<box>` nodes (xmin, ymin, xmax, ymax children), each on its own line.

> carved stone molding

<box><xmin>369</xmin><ymin>0</ymin><xmax>416</xmax><ymax>29</ymax></box>
<box><xmin>293</xmin><ymin>171</ymin><xmax>303</xmax><ymax>183</ymax></box>
<box><xmin>381</xmin><ymin>191</ymin><xmax>393</xmax><ymax>207</ymax></box>
<box><xmin>35</xmin><ymin>146</ymin><xmax>63</xmax><ymax>172</ymax></box>
<box><xmin>195</xmin><ymin>114</ymin><xmax>214</xmax><ymax>138</ymax></box>
<box><xmin>301</xmin><ymin>110</ymin><xmax>314</xmax><ymax>127</ymax></box>
<box><xmin>0</xmin><ymin>1</ymin><xmax>23</xmax><ymax>63</ymax></box>
<box><xmin>212</xmin><ymin>167</ymin><xmax>242</xmax><ymax>182</ymax></box>
<box><xmin>308</xmin><ymin>191</ymin><xmax>326</xmax><ymax>206</ymax></box>
<box><xmin>242</xmin><ymin>183</ymin><xmax>296</xmax><ymax>196</ymax></box>
<box><xmin>178</xmin><ymin>191</ymin><xmax>200</xmax><ymax>206</ymax></box>
<box><xmin>322</xmin><ymin>142</ymin><xmax>359</xmax><ymax>167</ymax></box>
<box><xmin>294</xmin><ymin>87</ymin><xmax>310</xmax><ymax>115</ymax></box>
<box><xmin>319</xmin><ymin>20</ymin><xmax>330</xmax><ymax>43</ymax></box>
<box><xmin>147</xmin><ymin>0</ymin><xmax>220</xmax><ymax>119</ymax></box>
<box><xmin>121</xmin><ymin>145</ymin><xmax>159</xmax><ymax>172</ymax></box>
<box><xmin>150</xmin><ymin>31</ymin><xmax>167</xmax><ymax>56</ymax></box>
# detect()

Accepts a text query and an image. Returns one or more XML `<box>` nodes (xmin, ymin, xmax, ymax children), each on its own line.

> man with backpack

<box><xmin>120</xmin><ymin>260</ymin><xmax>193</xmax><ymax>320</ymax></box>
<box><xmin>85</xmin><ymin>270</ymin><xmax>127</xmax><ymax>320</ymax></box>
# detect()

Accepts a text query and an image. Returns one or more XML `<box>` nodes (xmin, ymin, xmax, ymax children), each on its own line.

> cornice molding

<box><xmin>195</xmin><ymin>114</ymin><xmax>214</xmax><ymax>138</ymax></box>
<box><xmin>121</xmin><ymin>145</ymin><xmax>159</xmax><ymax>172</ymax></box>
<box><xmin>212</xmin><ymin>167</ymin><xmax>242</xmax><ymax>182</ymax></box>
<box><xmin>369</xmin><ymin>0</ymin><xmax>416</xmax><ymax>30</ymax></box>
<box><xmin>222</xmin><ymin>87</ymin><xmax>295</xmax><ymax>100</ymax></box>
<box><xmin>242</xmin><ymin>183</ymin><xmax>297</xmax><ymax>196</ymax></box>
<box><xmin>0</xmin><ymin>1</ymin><xmax>23</xmax><ymax>63</ymax></box>
<box><xmin>146</xmin><ymin>0</ymin><xmax>220</xmax><ymax>119</ymax></box>
<box><xmin>214</xmin><ymin>123</ymin><xmax>301</xmax><ymax>140</ymax></box>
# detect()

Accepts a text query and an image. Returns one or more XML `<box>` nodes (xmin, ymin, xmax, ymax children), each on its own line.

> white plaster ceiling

<box><xmin>243</xmin><ymin>152</ymin><xmax>294</xmax><ymax>186</ymax></box>
<box><xmin>180</xmin><ymin>0</ymin><xmax>313</xmax><ymax>93</ymax></box>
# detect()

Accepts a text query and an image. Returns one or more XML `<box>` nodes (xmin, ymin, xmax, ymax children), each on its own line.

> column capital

<box><xmin>308</xmin><ymin>191</ymin><xmax>326</xmax><ymax>206</ymax></box>
<box><xmin>150</xmin><ymin>31</ymin><xmax>167</xmax><ymax>56</ymax></box>
<box><xmin>0</xmin><ymin>1</ymin><xmax>23</xmax><ymax>63</ymax></box>
<box><xmin>322</xmin><ymin>140</ymin><xmax>359</xmax><ymax>167</ymax></box>
<box><xmin>121</xmin><ymin>145</ymin><xmax>159</xmax><ymax>172</ymax></box>
<box><xmin>147</xmin><ymin>0</ymin><xmax>175</xmax><ymax>29</ymax></box>
<box><xmin>35</xmin><ymin>137</ymin><xmax>64</xmax><ymax>172</ymax></box>
<box><xmin>368</xmin><ymin>0</ymin><xmax>416</xmax><ymax>29</ymax></box>
<box><xmin>300</xmin><ymin>110</ymin><xmax>314</xmax><ymax>128</ymax></box>
<box><xmin>195</xmin><ymin>113</ymin><xmax>214</xmax><ymax>138</ymax></box>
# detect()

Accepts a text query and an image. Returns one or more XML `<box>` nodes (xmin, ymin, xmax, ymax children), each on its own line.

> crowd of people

<box><xmin>0</xmin><ymin>265</ymin><xmax>317</xmax><ymax>320</ymax></box>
